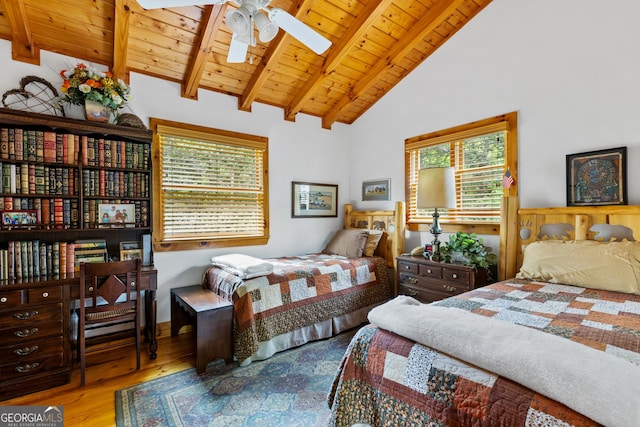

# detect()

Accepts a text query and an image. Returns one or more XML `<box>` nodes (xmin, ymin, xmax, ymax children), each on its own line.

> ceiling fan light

<box><xmin>254</xmin><ymin>12</ymin><xmax>279</xmax><ymax>43</ymax></box>
<box><xmin>226</xmin><ymin>6</ymin><xmax>251</xmax><ymax>35</ymax></box>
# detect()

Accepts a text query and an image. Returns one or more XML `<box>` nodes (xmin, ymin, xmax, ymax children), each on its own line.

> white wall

<box><xmin>348</xmin><ymin>0</ymin><xmax>640</xmax><ymax>252</ymax></box>
<box><xmin>0</xmin><ymin>41</ymin><xmax>352</xmax><ymax>322</ymax></box>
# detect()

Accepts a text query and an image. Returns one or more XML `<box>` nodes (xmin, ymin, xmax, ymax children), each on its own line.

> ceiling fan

<box><xmin>136</xmin><ymin>0</ymin><xmax>332</xmax><ymax>63</ymax></box>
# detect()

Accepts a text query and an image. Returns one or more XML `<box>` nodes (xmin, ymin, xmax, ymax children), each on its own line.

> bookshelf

<box><xmin>0</xmin><ymin>107</ymin><xmax>156</xmax><ymax>399</ymax></box>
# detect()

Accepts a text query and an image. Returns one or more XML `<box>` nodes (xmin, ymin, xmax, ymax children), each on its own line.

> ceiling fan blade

<box><xmin>268</xmin><ymin>8</ymin><xmax>331</xmax><ymax>55</ymax></box>
<box><xmin>227</xmin><ymin>33</ymin><xmax>249</xmax><ymax>63</ymax></box>
<box><xmin>136</xmin><ymin>0</ymin><xmax>226</xmax><ymax>10</ymax></box>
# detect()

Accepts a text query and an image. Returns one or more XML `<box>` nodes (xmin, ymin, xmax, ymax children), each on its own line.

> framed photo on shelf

<box><xmin>566</xmin><ymin>147</ymin><xmax>627</xmax><ymax>206</ymax></box>
<box><xmin>291</xmin><ymin>181</ymin><xmax>338</xmax><ymax>218</ymax></box>
<box><xmin>98</xmin><ymin>203</ymin><xmax>136</xmax><ymax>226</ymax></box>
<box><xmin>120</xmin><ymin>241</ymin><xmax>142</xmax><ymax>261</ymax></box>
<box><xmin>362</xmin><ymin>178</ymin><xmax>391</xmax><ymax>201</ymax></box>
<box><xmin>1</xmin><ymin>210</ymin><xmax>38</xmax><ymax>228</ymax></box>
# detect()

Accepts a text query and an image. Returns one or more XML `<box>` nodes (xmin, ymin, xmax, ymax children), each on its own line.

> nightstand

<box><xmin>396</xmin><ymin>255</ymin><xmax>491</xmax><ymax>303</ymax></box>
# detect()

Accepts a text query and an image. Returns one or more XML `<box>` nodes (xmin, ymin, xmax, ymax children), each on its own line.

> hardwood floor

<box><xmin>1</xmin><ymin>332</ymin><xmax>196</xmax><ymax>426</ymax></box>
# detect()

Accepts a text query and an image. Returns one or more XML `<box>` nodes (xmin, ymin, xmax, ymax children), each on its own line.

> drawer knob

<box><xmin>443</xmin><ymin>284</ymin><xmax>456</xmax><ymax>293</ymax></box>
<box><xmin>14</xmin><ymin>345</ymin><xmax>39</xmax><ymax>356</ymax></box>
<box><xmin>131</xmin><ymin>281</ymin><xmax>136</xmax><ymax>288</ymax></box>
<box><xmin>404</xmin><ymin>265</ymin><xmax>410</xmax><ymax>270</ymax></box>
<box><xmin>426</xmin><ymin>269</ymin><xmax>432</xmax><ymax>274</ymax></box>
<box><xmin>1</xmin><ymin>297</ymin><xmax>6</xmax><ymax>303</ymax></box>
<box><xmin>13</xmin><ymin>310</ymin><xmax>39</xmax><ymax>320</ymax></box>
<box><xmin>15</xmin><ymin>362</ymin><xmax>40</xmax><ymax>373</ymax></box>
<box><xmin>14</xmin><ymin>327</ymin><xmax>39</xmax><ymax>338</ymax></box>
<box><xmin>42</xmin><ymin>292</ymin><xmax>49</xmax><ymax>298</ymax></box>
<box><xmin>89</xmin><ymin>286</ymin><xmax>94</xmax><ymax>292</ymax></box>
<box><xmin>452</xmin><ymin>273</ymin><xmax>458</xmax><ymax>279</ymax></box>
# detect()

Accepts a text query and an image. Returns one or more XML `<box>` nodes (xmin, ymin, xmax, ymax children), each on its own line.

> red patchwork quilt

<box><xmin>329</xmin><ymin>280</ymin><xmax>640</xmax><ymax>426</ymax></box>
<box><xmin>203</xmin><ymin>253</ymin><xmax>392</xmax><ymax>364</ymax></box>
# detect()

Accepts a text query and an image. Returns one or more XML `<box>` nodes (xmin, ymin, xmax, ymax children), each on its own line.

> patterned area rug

<box><xmin>115</xmin><ymin>330</ymin><xmax>356</xmax><ymax>427</ymax></box>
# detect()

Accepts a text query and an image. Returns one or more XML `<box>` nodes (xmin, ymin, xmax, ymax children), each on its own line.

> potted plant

<box><xmin>439</xmin><ymin>231</ymin><xmax>497</xmax><ymax>269</ymax></box>
<box><xmin>59</xmin><ymin>63</ymin><xmax>131</xmax><ymax>122</ymax></box>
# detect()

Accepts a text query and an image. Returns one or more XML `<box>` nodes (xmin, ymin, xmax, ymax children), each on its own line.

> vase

<box><xmin>84</xmin><ymin>99</ymin><xmax>112</xmax><ymax>123</ymax></box>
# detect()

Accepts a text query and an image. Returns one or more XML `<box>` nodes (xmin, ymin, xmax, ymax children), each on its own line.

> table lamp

<box><xmin>417</xmin><ymin>167</ymin><xmax>456</xmax><ymax>261</ymax></box>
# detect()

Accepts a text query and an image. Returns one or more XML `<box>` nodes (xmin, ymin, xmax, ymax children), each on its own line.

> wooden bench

<box><xmin>170</xmin><ymin>285</ymin><xmax>233</xmax><ymax>373</ymax></box>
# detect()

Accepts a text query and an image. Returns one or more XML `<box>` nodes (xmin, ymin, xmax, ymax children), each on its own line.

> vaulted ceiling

<box><xmin>0</xmin><ymin>0</ymin><xmax>492</xmax><ymax>129</ymax></box>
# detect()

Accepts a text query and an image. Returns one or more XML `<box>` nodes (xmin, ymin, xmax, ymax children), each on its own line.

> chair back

<box><xmin>80</xmin><ymin>259</ymin><xmax>142</xmax><ymax>323</ymax></box>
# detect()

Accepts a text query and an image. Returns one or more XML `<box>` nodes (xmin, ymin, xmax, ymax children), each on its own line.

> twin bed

<box><xmin>201</xmin><ymin>202</ymin><xmax>405</xmax><ymax>366</ymax></box>
<box><xmin>328</xmin><ymin>197</ymin><xmax>640</xmax><ymax>426</ymax></box>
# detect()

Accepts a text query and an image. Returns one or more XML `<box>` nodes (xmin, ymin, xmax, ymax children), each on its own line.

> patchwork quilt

<box><xmin>328</xmin><ymin>280</ymin><xmax>640</xmax><ymax>426</ymax></box>
<box><xmin>203</xmin><ymin>253</ymin><xmax>392</xmax><ymax>364</ymax></box>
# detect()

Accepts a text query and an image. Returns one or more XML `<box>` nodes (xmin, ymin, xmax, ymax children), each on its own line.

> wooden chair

<box><xmin>78</xmin><ymin>259</ymin><xmax>142</xmax><ymax>385</ymax></box>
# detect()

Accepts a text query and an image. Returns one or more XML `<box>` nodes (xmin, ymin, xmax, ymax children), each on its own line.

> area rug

<box><xmin>115</xmin><ymin>330</ymin><xmax>356</xmax><ymax>427</ymax></box>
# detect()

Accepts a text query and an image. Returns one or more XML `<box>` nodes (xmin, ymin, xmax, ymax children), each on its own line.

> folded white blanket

<box><xmin>368</xmin><ymin>296</ymin><xmax>640</xmax><ymax>427</ymax></box>
<box><xmin>210</xmin><ymin>253</ymin><xmax>274</xmax><ymax>279</ymax></box>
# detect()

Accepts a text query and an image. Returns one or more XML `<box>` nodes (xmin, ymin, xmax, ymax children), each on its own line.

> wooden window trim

<box><xmin>405</xmin><ymin>112</ymin><xmax>518</xmax><ymax>236</ymax></box>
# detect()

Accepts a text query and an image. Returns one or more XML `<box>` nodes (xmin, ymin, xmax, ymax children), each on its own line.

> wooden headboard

<box><xmin>500</xmin><ymin>196</ymin><xmax>640</xmax><ymax>280</ymax></box>
<box><xmin>344</xmin><ymin>201</ymin><xmax>406</xmax><ymax>269</ymax></box>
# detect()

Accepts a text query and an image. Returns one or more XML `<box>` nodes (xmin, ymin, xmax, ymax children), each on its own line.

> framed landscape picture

<box><xmin>291</xmin><ymin>181</ymin><xmax>338</xmax><ymax>218</ymax></box>
<box><xmin>362</xmin><ymin>178</ymin><xmax>391</xmax><ymax>201</ymax></box>
<box><xmin>566</xmin><ymin>147</ymin><xmax>627</xmax><ymax>206</ymax></box>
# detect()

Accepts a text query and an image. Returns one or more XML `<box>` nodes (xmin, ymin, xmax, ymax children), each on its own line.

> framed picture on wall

<box><xmin>291</xmin><ymin>181</ymin><xmax>338</xmax><ymax>218</ymax></box>
<box><xmin>566</xmin><ymin>146</ymin><xmax>627</xmax><ymax>206</ymax></box>
<box><xmin>362</xmin><ymin>178</ymin><xmax>391</xmax><ymax>201</ymax></box>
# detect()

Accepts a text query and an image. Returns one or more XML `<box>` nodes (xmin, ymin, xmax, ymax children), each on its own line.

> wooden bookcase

<box><xmin>0</xmin><ymin>107</ymin><xmax>155</xmax><ymax>399</ymax></box>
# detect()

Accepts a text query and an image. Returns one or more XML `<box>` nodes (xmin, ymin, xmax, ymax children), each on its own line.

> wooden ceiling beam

<box><xmin>113</xmin><ymin>0</ymin><xmax>132</xmax><ymax>82</ymax></box>
<box><xmin>182</xmin><ymin>3</ymin><xmax>227</xmax><ymax>100</ymax></box>
<box><xmin>322</xmin><ymin>0</ymin><xmax>467</xmax><ymax>129</ymax></box>
<box><xmin>238</xmin><ymin>0</ymin><xmax>318</xmax><ymax>113</ymax></box>
<box><xmin>1</xmin><ymin>0</ymin><xmax>39</xmax><ymax>64</ymax></box>
<box><xmin>284</xmin><ymin>0</ymin><xmax>394</xmax><ymax>122</ymax></box>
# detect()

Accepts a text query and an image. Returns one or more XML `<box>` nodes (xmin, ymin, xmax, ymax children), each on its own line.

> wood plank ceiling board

<box><xmin>0</xmin><ymin>0</ymin><xmax>493</xmax><ymax>127</ymax></box>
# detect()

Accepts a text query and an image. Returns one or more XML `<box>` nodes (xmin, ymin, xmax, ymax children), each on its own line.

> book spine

<box><xmin>14</xmin><ymin>128</ymin><xmax>23</xmax><ymax>161</ymax></box>
<box><xmin>52</xmin><ymin>242</ymin><xmax>60</xmax><ymax>275</ymax></box>
<box><xmin>67</xmin><ymin>133</ymin><xmax>76</xmax><ymax>165</ymax></box>
<box><xmin>20</xmin><ymin>241</ymin><xmax>28</xmax><ymax>279</ymax></box>
<box><xmin>59</xmin><ymin>242</ymin><xmax>67</xmax><ymax>275</ymax></box>
<box><xmin>0</xmin><ymin>127</ymin><xmax>8</xmax><ymax>160</ymax></box>
<box><xmin>36</xmin><ymin>130</ymin><xmax>44</xmax><ymax>162</ymax></box>
<box><xmin>28</xmin><ymin>164</ymin><xmax>35</xmax><ymax>195</ymax></box>
<box><xmin>7</xmin><ymin>241</ymin><xmax>14</xmax><ymax>279</ymax></box>
<box><xmin>66</xmin><ymin>243</ymin><xmax>75</xmax><ymax>274</ymax></box>
<box><xmin>56</xmin><ymin>133</ymin><xmax>64</xmax><ymax>163</ymax></box>
<box><xmin>32</xmin><ymin>240</ymin><xmax>40</xmax><ymax>277</ymax></box>
<box><xmin>44</xmin><ymin>131</ymin><xmax>57</xmax><ymax>162</ymax></box>
<box><xmin>8</xmin><ymin>128</ymin><xmax>15</xmax><ymax>160</ymax></box>
<box><xmin>39</xmin><ymin>242</ymin><xmax>47</xmax><ymax>277</ymax></box>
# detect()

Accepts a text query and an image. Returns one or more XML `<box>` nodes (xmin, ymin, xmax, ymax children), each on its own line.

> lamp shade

<box><xmin>417</xmin><ymin>167</ymin><xmax>456</xmax><ymax>209</ymax></box>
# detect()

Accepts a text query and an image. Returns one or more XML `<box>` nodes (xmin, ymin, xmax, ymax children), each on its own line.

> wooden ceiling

<box><xmin>0</xmin><ymin>0</ymin><xmax>492</xmax><ymax>129</ymax></box>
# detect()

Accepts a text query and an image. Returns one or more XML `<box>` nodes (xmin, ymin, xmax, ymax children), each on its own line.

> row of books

<box><xmin>0</xmin><ymin>239</ymin><xmax>107</xmax><ymax>280</ymax></box>
<box><xmin>82</xmin><ymin>169</ymin><xmax>149</xmax><ymax>198</ymax></box>
<box><xmin>82</xmin><ymin>136</ymin><xmax>149</xmax><ymax>170</ymax></box>
<box><xmin>0</xmin><ymin>128</ymin><xmax>79</xmax><ymax>165</ymax></box>
<box><xmin>1</xmin><ymin>197</ymin><xmax>78</xmax><ymax>228</ymax></box>
<box><xmin>1</xmin><ymin>162</ymin><xmax>78</xmax><ymax>196</ymax></box>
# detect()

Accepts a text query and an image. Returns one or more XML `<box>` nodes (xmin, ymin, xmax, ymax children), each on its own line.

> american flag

<box><xmin>502</xmin><ymin>168</ymin><xmax>514</xmax><ymax>189</ymax></box>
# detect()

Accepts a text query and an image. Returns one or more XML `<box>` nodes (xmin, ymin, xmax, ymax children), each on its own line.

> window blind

<box><xmin>152</xmin><ymin>119</ymin><xmax>268</xmax><ymax>248</ymax></box>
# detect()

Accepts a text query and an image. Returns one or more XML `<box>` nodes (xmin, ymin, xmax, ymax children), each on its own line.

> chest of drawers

<box><xmin>0</xmin><ymin>283</ymin><xmax>70</xmax><ymax>400</ymax></box>
<box><xmin>396</xmin><ymin>255</ymin><xmax>490</xmax><ymax>303</ymax></box>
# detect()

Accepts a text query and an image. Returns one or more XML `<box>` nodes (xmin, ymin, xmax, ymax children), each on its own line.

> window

<box><xmin>405</xmin><ymin>112</ymin><xmax>517</xmax><ymax>234</ymax></box>
<box><xmin>150</xmin><ymin>119</ymin><xmax>269</xmax><ymax>251</ymax></box>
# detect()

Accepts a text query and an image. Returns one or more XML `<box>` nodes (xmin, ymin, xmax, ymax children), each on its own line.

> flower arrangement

<box><xmin>59</xmin><ymin>63</ymin><xmax>131</xmax><ymax>110</ymax></box>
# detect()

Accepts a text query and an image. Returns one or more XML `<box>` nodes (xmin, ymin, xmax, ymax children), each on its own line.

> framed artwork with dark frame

<box><xmin>362</xmin><ymin>178</ymin><xmax>391</xmax><ymax>201</ymax></box>
<box><xmin>291</xmin><ymin>181</ymin><xmax>338</xmax><ymax>218</ymax></box>
<box><xmin>566</xmin><ymin>146</ymin><xmax>627</xmax><ymax>206</ymax></box>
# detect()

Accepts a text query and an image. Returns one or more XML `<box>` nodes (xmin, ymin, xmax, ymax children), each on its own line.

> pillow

<box><xmin>515</xmin><ymin>240</ymin><xmax>640</xmax><ymax>295</ymax></box>
<box><xmin>363</xmin><ymin>229</ymin><xmax>384</xmax><ymax>257</ymax></box>
<box><xmin>324</xmin><ymin>229</ymin><xmax>368</xmax><ymax>257</ymax></box>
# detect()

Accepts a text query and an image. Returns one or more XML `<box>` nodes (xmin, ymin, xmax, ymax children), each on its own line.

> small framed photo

<box><xmin>2</xmin><ymin>210</ymin><xmax>39</xmax><ymax>228</ymax></box>
<box><xmin>362</xmin><ymin>178</ymin><xmax>391</xmax><ymax>201</ymax></box>
<box><xmin>98</xmin><ymin>203</ymin><xmax>136</xmax><ymax>226</ymax></box>
<box><xmin>566</xmin><ymin>147</ymin><xmax>627</xmax><ymax>206</ymax></box>
<box><xmin>120</xmin><ymin>249</ymin><xmax>142</xmax><ymax>261</ymax></box>
<box><xmin>120</xmin><ymin>241</ymin><xmax>141</xmax><ymax>261</ymax></box>
<box><xmin>291</xmin><ymin>181</ymin><xmax>338</xmax><ymax>218</ymax></box>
